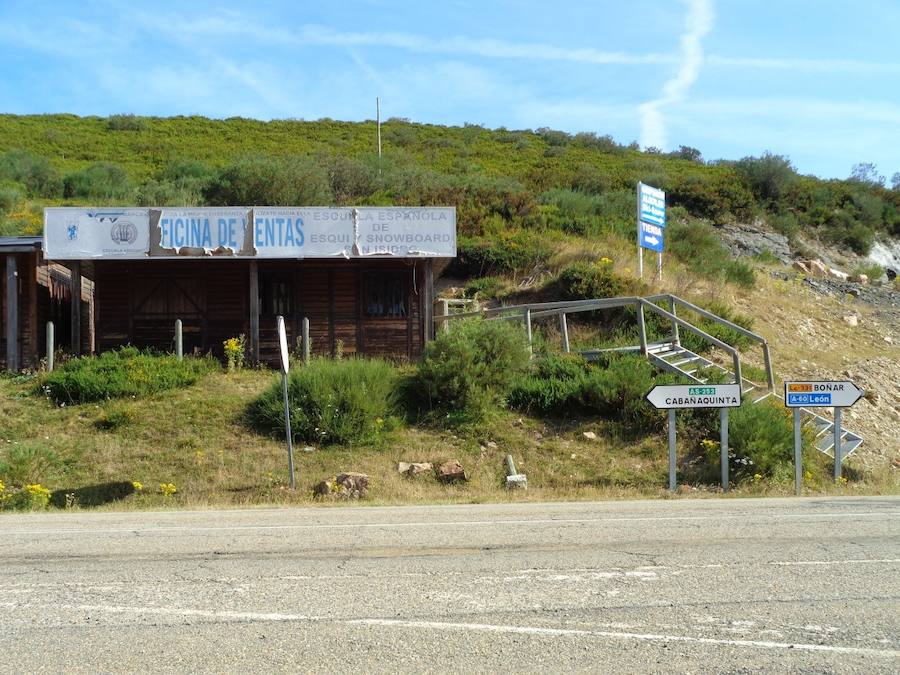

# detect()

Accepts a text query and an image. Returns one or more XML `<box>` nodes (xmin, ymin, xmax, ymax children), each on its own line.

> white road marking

<box><xmin>0</xmin><ymin>511</ymin><xmax>895</xmax><ymax>536</ymax></box>
<box><xmin>349</xmin><ymin>618</ymin><xmax>900</xmax><ymax>658</ymax></box>
<box><xmin>6</xmin><ymin>601</ymin><xmax>893</xmax><ymax>658</ymax></box>
<box><xmin>770</xmin><ymin>558</ymin><xmax>900</xmax><ymax>566</ymax></box>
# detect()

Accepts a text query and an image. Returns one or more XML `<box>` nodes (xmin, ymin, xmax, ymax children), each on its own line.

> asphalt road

<box><xmin>1</xmin><ymin>497</ymin><xmax>898</xmax><ymax>673</ymax></box>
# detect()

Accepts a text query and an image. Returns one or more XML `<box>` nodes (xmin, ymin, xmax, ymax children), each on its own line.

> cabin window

<box><xmin>364</xmin><ymin>271</ymin><xmax>407</xmax><ymax>318</ymax></box>
<box><xmin>261</xmin><ymin>276</ymin><xmax>294</xmax><ymax>316</ymax></box>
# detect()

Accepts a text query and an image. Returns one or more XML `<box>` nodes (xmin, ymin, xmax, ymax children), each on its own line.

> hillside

<box><xmin>1</xmin><ymin>114</ymin><xmax>898</xmax><ymax>265</ymax></box>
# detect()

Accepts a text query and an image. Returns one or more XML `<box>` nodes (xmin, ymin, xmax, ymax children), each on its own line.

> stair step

<box><xmin>670</xmin><ymin>355</ymin><xmax>702</xmax><ymax>367</ymax></box>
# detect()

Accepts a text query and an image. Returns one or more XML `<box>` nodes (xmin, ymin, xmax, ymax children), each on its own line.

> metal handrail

<box><xmin>638</xmin><ymin>299</ymin><xmax>742</xmax><ymax>386</ymax></box>
<box><xmin>647</xmin><ymin>294</ymin><xmax>774</xmax><ymax>390</ymax></box>
<box><xmin>433</xmin><ymin>293</ymin><xmax>775</xmax><ymax>390</ymax></box>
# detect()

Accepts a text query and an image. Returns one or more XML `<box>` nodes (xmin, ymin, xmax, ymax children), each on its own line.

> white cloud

<box><xmin>638</xmin><ymin>0</ymin><xmax>714</xmax><ymax>150</ymax></box>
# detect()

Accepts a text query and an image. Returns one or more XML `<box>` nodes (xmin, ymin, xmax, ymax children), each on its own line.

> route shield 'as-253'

<box><xmin>783</xmin><ymin>381</ymin><xmax>864</xmax><ymax>408</ymax></box>
<box><xmin>645</xmin><ymin>383</ymin><xmax>743</xmax><ymax>410</ymax></box>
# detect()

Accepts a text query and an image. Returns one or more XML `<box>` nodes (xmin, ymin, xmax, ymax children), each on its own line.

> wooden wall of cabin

<box><xmin>1</xmin><ymin>252</ymin><xmax>40</xmax><ymax>369</ymax></box>
<box><xmin>94</xmin><ymin>259</ymin><xmax>426</xmax><ymax>363</ymax></box>
<box><xmin>95</xmin><ymin>260</ymin><xmax>250</xmax><ymax>358</ymax></box>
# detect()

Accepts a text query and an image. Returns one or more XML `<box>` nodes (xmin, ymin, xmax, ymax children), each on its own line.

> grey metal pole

<box><xmin>46</xmin><ymin>321</ymin><xmax>54</xmax><ymax>372</ymax></box>
<box><xmin>720</xmin><ymin>408</ymin><xmax>729</xmax><ymax>493</ymax></box>
<box><xmin>505</xmin><ymin>454</ymin><xmax>517</xmax><ymax>477</ymax></box>
<box><xmin>793</xmin><ymin>408</ymin><xmax>802</xmax><ymax>495</ymax></box>
<box><xmin>637</xmin><ymin>182</ymin><xmax>643</xmax><ymax>280</ymax></box>
<box><xmin>376</xmin><ymin>97</ymin><xmax>382</xmax><ymax>160</ymax></box>
<box><xmin>175</xmin><ymin>319</ymin><xmax>183</xmax><ymax>361</ymax></box>
<box><xmin>668</xmin><ymin>296</ymin><xmax>679</xmax><ymax>346</ymax></box>
<box><xmin>668</xmin><ymin>409</ymin><xmax>677</xmax><ymax>492</ymax></box>
<box><xmin>559</xmin><ymin>312</ymin><xmax>570</xmax><ymax>353</ymax></box>
<box><xmin>833</xmin><ymin>407</ymin><xmax>842</xmax><ymax>481</ymax></box>
<box><xmin>302</xmin><ymin>317</ymin><xmax>310</xmax><ymax>365</ymax></box>
<box><xmin>636</xmin><ymin>301</ymin><xmax>648</xmax><ymax>355</ymax></box>
<box><xmin>524</xmin><ymin>309</ymin><xmax>532</xmax><ymax>349</ymax></box>
<box><xmin>282</xmin><ymin>372</ymin><xmax>296</xmax><ymax>490</ymax></box>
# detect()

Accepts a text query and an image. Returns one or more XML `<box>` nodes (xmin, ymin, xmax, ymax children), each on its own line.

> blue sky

<box><xmin>0</xmin><ymin>0</ymin><xmax>898</xmax><ymax>180</ymax></box>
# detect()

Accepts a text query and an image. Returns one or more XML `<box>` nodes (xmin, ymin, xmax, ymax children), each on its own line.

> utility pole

<box><xmin>376</xmin><ymin>97</ymin><xmax>382</xmax><ymax>160</ymax></box>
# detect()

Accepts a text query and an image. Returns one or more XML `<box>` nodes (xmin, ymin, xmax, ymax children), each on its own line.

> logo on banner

<box><xmin>67</xmin><ymin>223</ymin><xmax>78</xmax><ymax>241</ymax></box>
<box><xmin>110</xmin><ymin>221</ymin><xmax>138</xmax><ymax>245</ymax></box>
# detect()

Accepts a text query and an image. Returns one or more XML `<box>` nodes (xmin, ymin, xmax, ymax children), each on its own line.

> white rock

<box><xmin>582</xmin><ymin>431</ymin><xmax>597</xmax><ymax>440</ymax></box>
<box><xmin>842</xmin><ymin>315</ymin><xmax>858</xmax><ymax>327</ymax></box>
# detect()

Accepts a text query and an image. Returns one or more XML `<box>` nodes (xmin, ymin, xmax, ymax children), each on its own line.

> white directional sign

<box><xmin>638</xmin><ymin>183</ymin><xmax>666</xmax><ymax>227</ymax></box>
<box><xmin>276</xmin><ymin>315</ymin><xmax>290</xmax><ymax>374</ymax></box>
<box><xmin>646</xmin><ymin>383</ymin><xmax>742</xmax><ymax>410</ymax></box>
<box><xmin>783</xmin><ymin>381</ymin><xmax>864</xmax><ymax>408</ymax></box>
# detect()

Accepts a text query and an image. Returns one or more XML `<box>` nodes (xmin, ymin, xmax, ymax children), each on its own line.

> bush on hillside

<box><xmin>557</xmin><ymin>260</ymin><xmax>635</xmax><ymax>300</ymax></box>
<box><xmin>106</xmin><ymin>114</ymin><xmax>148</xmax><ymax>131</ymax></box>
<box><xmin>705</xmin><ymin>400</ymin><xmax>809</xmax><ymax>483</ymax></box>
<box><xmin>0</xmin><ymin>442</ymin><xmax>63</xmax><ymax>487</ymax></box>
<box><xmin>42</xmin><ymin>347</ymin><xmax>218</xmax><ymax>404</ymax></box>
<box><xmin>412</xmin><ymin>319</ymin><xmax>530</xmax><ymax>424</ymax></box>
<box><xmin>447</xmin><ymin>232</ymin><xmax>551</xmax><ymax>278</ymax></box>
<box><xmin>666</xmin><ymin>220</ymin><xmax>756</xmax><ymax>288</ymax></box>
<box><xmin>63</xmin><ymin>162</ymin><xmax>133</xmax><ymax>200</ymax></box>
<box><xmin>509</xmin><ymin>353</ymin><xmax>671</xmax><ymax>433</ymax></box>
<box><xmin>0</xmin><ymin>149</ymin><xmax>62</xmax><ymax>198</ymax></box>
<box><xmin>247</xmin><ymin>358</ymin><xmax>399</xmax><ymax>446</ymax></box>
<box><xmin>204</xmin><ymin>155</ymin><xmax>333</xmax><ymax>206</ymax></box>
<box><xmin>734</xmin><ymin>152</ymin><xmax>798</xmax><ymax>208</ymax></box>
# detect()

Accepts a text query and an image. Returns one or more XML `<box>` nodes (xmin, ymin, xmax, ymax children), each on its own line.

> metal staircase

<box><xmin>434</xmin><ymin>293</ymin><xmax>864</xmax><ymax>461</ymax></box>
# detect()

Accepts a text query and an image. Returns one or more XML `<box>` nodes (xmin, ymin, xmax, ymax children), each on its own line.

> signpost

<box><xmin>276</xmin><ymin>316</ymin><xmax>296</xmax><ymax>490</ymax></box>
<box><xmin>783</xmin><ymin>380</ymin><xmax>864</xmax><ymax>491</ymax></box>
<box><xmin>637</xmin><ymin>182</ymin><xmax>666</xmax><ymax>280</ymax></box>
<box><xmin>646</xmin><ymin>384</ymin><xmax>742</xmax><ymax>492</ymax></box>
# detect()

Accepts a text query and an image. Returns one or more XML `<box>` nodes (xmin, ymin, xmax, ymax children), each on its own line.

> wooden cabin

<box><xmin>1</xmin><ymin>236</ymin><xmax>93</xmax><ymax>370</ymax></box>
<box><xmin>42</xmin><ymin>207</ymin><xmax>454</xmax><ymax>365</ymax></box>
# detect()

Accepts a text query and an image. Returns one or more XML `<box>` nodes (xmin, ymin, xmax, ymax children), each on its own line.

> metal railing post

<box><xmin>732</xmin><ymin>352</ymin><xmax>742</xmax><ymax>386</ymax></box>
<box><xmin>636</xmin><ymin>300</ymin><xmax>648</xmax><ymax>355</ymax></box>
<box><xmin>302</xmin><ymin>317</ymin><xmax>310</xmax><ymax>364</ymax></box>
<box><xmin>559</xmin><ymin>312</ymin><xmax>570</xmax><ymax>353</ymax></box>
<box><xmin>524</xmin><ymin>308</ymin><xmax>533</xmax><ymax>349</ymax></box>
<box><xmin>762</xmin><ymin>342</ymin><xmax>774</xmax><ymax>391</ymax></box>
<box><xmin>46</xmin><ymin>321</ymin><xmax>54</xmax><ymax>372</ymax></box>
<box><xmin>668</xmin><ymin>295</ymin><xmax>680</xmax><ymax>346</ymax></box>
<box><xmin>175</xmin><ymin>319</ymin><xmax>183</xmax><ymax>361</ymax></box>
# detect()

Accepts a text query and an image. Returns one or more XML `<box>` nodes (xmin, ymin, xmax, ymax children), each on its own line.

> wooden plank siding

<box><xmin>93</xmin><ymin>259</ymin><xmax>428</xmax><ymax>364</ymax></box>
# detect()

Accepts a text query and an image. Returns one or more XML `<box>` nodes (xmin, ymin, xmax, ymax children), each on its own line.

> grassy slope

<box><xmin>0</xmin><ymin>113</ymin><xmax>723</xmax><ymax>189</ymax></box>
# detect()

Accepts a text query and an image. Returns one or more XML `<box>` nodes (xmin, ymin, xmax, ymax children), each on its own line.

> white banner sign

<box><xmin>45</xmin><ymin>208</ymin><xmax>151</xmax><ymax>258</ymax></box>
<box><xmin>45</xmin><ymin>207</ymin><xmax>457</xmax><ymax>259</ymax></box>
<box><xmin>646</xmin><ymin>384</ymin><xmax>742</xmax><ymax>410</ymax></box>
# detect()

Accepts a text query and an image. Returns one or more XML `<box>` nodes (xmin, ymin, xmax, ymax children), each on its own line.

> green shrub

<box><xmin>0</xmin><ymin>184</ymin><xmax>23</xmax><ymax>212</ymax></box>
<box><xmin>413</xmin><ymin>319</ymin><xmax>530</xmax><ymax>423</ymax></box>
<box><xmin>734</xmin><ymin>152</ymin><xmax>798</xmax><ymax>208</ymax></box>
<box><xmin>205</xmin><ymin>155</ymin><xmax>333</xmax><ymax>206</ymax></box>
<box><xmin>721</xmin><ymin>400</ymin><xmax>809</xmax><ymax>481</ymax></box>
<box><xmin>557</xmin><ymin>261</ymin><xmax>634</xmax><ymax>300</ymax></box>
<box><xmin>447</xmin><ymin>231</ymin><xmax>551</xmax><ymax>277</ymax></box>
<box><xmin>247</xmin><ymin>358</ymin><xmax>399</xmax><ymax>446</ymax></box>
<box><xmin>507</xmin><ymin>353</ymin><xmax>591</xmax><ymax>416</ymax></box>
<box><xmin>0</xmin><ymin>443</ymin><xmax>62</xmax><ymax>486</ymax></box>
<box><xmin>463</xmin><ymin>275</ymin><xmax>508</xmax><ymax>300</ymax></box>
<box><xmin>509</xmin><ymin>353</ymin><xmax>671</xmax><ymax>433</ymax></box>
<box><xmin>1</xmin><ymin>483</ymin><xmax>51</xmax><ymax>511</ymax></box>
<box><xmin>63</xmin><ymin>161</ymin><xmax>133</xmax><ymax>200</ymax></box>
<box><xmin>0</xmin><ymin>149</ymin><xmax>62</xmax><ymax>197</ymax></box>
<box><xmin>106</xmin><ymin>114</ymin><xmax>148</xmax><ymax>131</ymax></box>
<box><xmin>666</xmin><ymin>219</ymin><xmax>756</xmax><ymax>288</ymax></box>
<box><xmin>42</xmin><ymin>347</ymin><xmax>218</xmax><ymax>404</ymax></box>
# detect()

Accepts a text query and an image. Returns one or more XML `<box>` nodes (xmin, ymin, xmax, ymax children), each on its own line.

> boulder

<box><xmin>849</xmin><ymin>274</ymin><xmax>869</xmax><ymax>285</ymax></box>
<box><xmin>398</xmin><ymin>461</ymin><xmax>433</xmax><ymax>477</ymax></box>
<box><xmin>313</xmin><ymin>472</ymin><xmax>371</xmax><ymax>500</ymax></box>
<box><xmin>842</xmin><ymin>315</ymin><xmax>859</xmax><ymax>327</ymax></box>
<box><xmin>792</xmin><ymin>260</ymin><xmax>810</xmax><ymax>274</ymax></box>
<box><xmin>505</xmin><ymin>474</ymin><xmax>528</xmax><ymax>490</ymax></box>
<box><xmin>828</xmin><ymin>267</ymin><xmax>850</xmax><ymax>281</ymax></box>
<box><xmin>808</xmin><ymin>259</ymin><xmax>828</xmax><ymax>277</ymax></box>
<box><xmin>436</xmin><ymin>460</ymin><xmax>468</xmax><ymax>484</ymax></box>
<box><xmin>582</xmin><ymin>431</ymin><xmax>597</xmax><ymax>441</ymax></box>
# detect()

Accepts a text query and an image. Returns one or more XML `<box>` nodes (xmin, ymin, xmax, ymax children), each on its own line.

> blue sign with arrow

<box><xmin>639</xmin><ymin>220</ymin><xmax>664</xmax><ymax>252</ymax></box>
